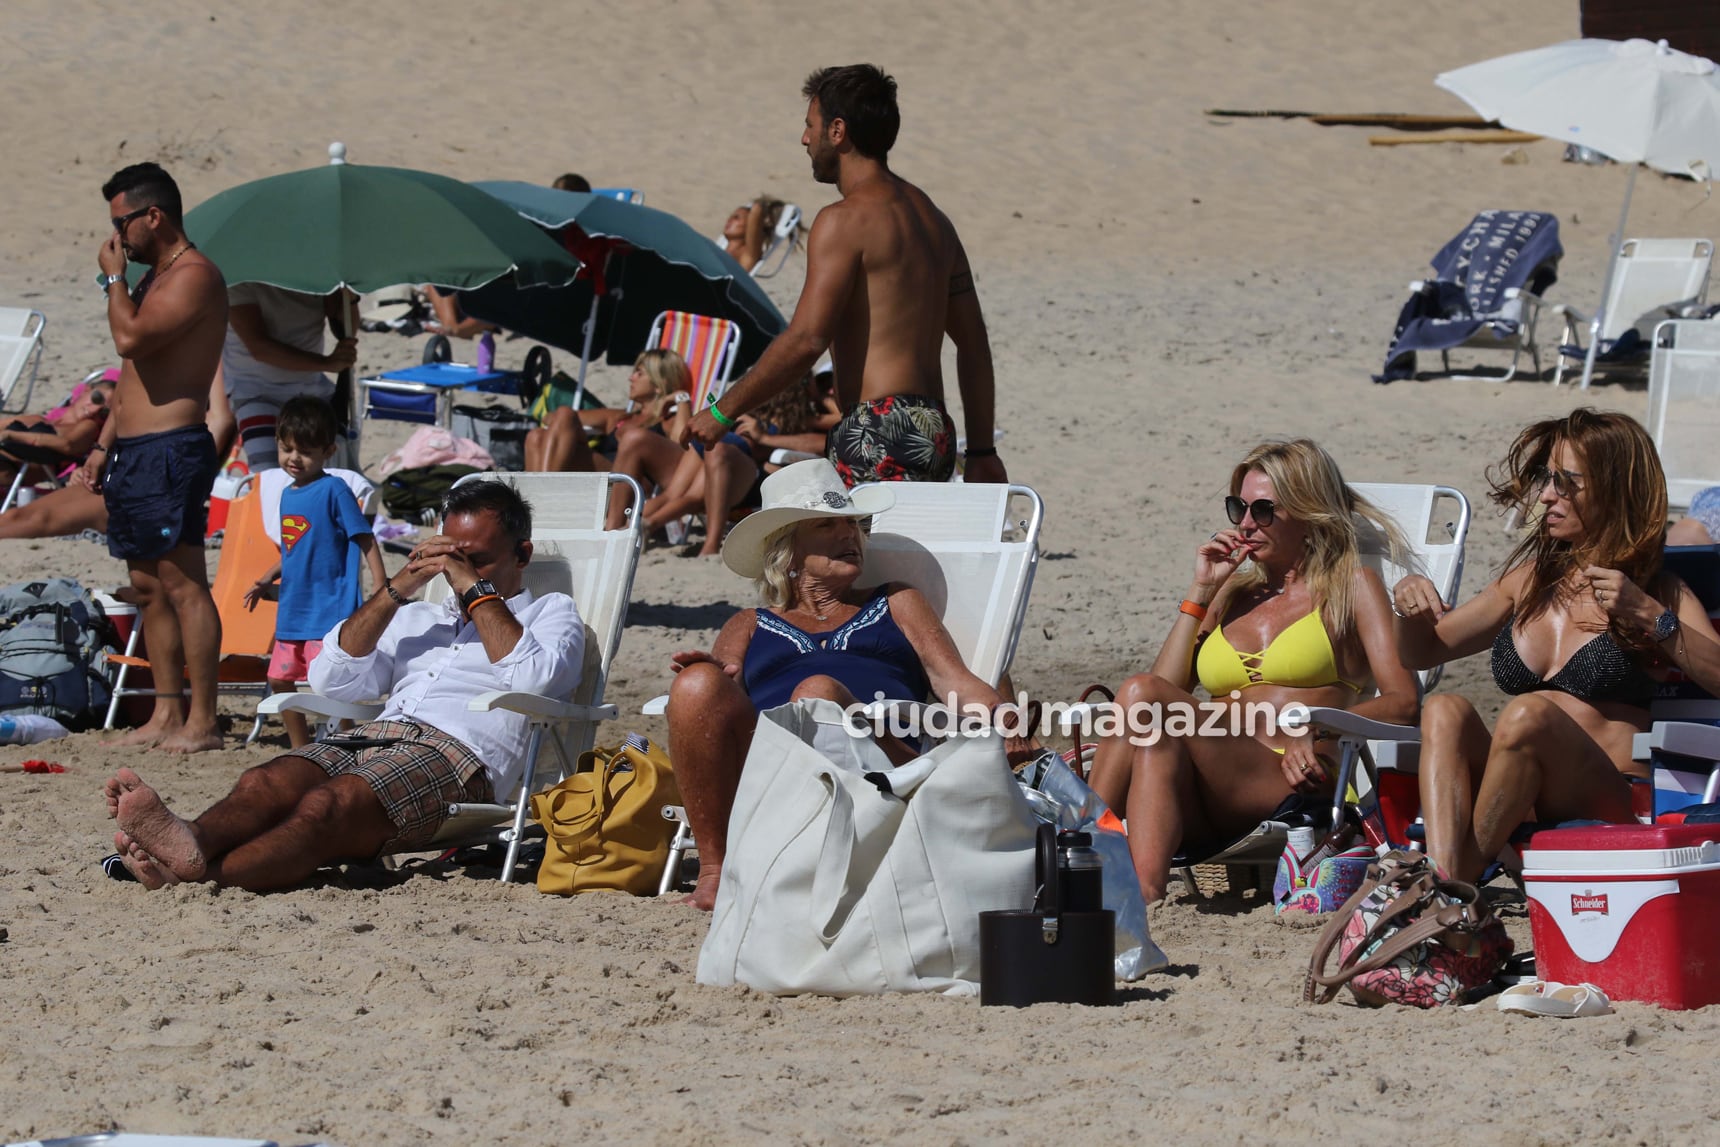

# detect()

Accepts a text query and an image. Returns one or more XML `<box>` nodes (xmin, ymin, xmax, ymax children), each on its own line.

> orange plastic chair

<box><xmin>103</xmin><ymin>482</ymin><xmax>278</xmax><ymax>741</ymax></box>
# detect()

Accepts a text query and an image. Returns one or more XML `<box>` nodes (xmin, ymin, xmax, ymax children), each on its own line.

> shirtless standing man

<box><xmin>690</xmin><ymin>64</ymin><xmax>1007</xmax><ymax>486</ymax></box>
<box><xmin>84</xmin><ymin>163</ymin><xmax>230</xmax><ymax>752</ymax></box>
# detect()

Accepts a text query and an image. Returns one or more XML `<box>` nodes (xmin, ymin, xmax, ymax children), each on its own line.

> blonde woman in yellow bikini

<box><xmin>1087</xmin><ymin>439</ymin><xmax>1421</xmax><ymax>902</ymax></box>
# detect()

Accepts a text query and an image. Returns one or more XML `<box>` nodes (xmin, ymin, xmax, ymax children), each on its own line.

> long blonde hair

<box><xmin>755</xmin><ymin>519</ymin><xmax>869</xmax><ymax>610</ymax></box>
<box><xmin>1226</xmin><ymin>439</ymin><xmax>1410</xmax><ymax>637</ymax></box>
<box><xmin>631</xmin><ymin>348</ymin><xmax>693</xmax><ymax>428</ymax></box>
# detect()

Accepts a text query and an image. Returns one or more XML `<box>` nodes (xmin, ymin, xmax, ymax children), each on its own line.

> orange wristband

<box><xmin>1179</xmin><ymin>599</ymin><xmax>1209</xmax><ymax>621</ymax></box>
<box><xmin>464</xmin><ymin>594</ymin><xmax>502</xmax><ymax>614</ymax></box>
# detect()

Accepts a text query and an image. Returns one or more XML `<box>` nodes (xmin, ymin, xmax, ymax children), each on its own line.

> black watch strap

<box><xmin>384</xmin><ymin>580</ymin><xmax>409</xmax><ymax>606</ymax></box>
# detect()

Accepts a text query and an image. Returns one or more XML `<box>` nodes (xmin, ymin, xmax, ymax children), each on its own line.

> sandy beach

<box><xmin>3</xmin><ymin>0</ymin><xmax>1720</xmax><ymax>1142</ymax></box>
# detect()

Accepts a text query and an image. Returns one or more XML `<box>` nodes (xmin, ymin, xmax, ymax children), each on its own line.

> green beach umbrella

<box><xmin>182</xmin><ymin>149</ymin><xmax>581</xmax><ymax>293</ymax></box>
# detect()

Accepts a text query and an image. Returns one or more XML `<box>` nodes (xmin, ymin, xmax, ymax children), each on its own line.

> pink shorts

<box><xmin>267</xmin><ymin>638</ymin><xmax>323</xmax><ymax>682</ymax></box>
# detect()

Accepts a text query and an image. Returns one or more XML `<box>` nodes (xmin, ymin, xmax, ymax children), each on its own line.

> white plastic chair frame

<box><xmin>1646</xmin><ymin>319</ymin><xmax>1720</xmax><ymax>513</ymax></box>
<box><xmin>259</xmin><ymin>471</ymin><xmax>645</xmax><ymax>883</ymax></box>
<box><xmin>657</xmin><ymin>482</ymin><xmax>1045</xmax><ymax>894</ymax></box>
<box><xmin>0</xmin><ymin>307</ymin><xmax>46</xmax><ymax>415</ymax></box>
<box><xmin>1551</xmin><ymin>238</ymin><xmax>1713</xmax><ymax>388</ymax></box>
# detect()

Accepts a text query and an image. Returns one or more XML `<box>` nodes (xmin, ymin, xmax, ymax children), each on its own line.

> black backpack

<box><xmin>380</xmin><ymin>463</ymin><xmax>482</xmax><ymax>523</ymax></box>
<box><xmin>0</xmin><ymin>579</ymin><xmax>119</xmax><ymax>731</ymax></box>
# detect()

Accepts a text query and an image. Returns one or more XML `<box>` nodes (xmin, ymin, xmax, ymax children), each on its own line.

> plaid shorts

<box><xmin>293</xmin><ymin>719</ymin><xmax>494</xmax><ymax>854</ymax></box>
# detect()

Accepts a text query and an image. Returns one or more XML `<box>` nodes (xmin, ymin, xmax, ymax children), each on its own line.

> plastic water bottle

<box><xmin>0</xmin><ymin>713</ymin><xmax>70</xmax><ymax>745</ymax></box>
<box><xmin>1287</xmin><ymin>826</ymin><xmax>1317</xmax><ymax>862</ymax></box>
<box><xmin>476</xmin><ymin>331</ymin><xmax>496</xmax><ymax>374</ymax></box>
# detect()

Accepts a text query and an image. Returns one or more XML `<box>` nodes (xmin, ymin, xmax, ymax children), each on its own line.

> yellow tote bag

<box><xmin>529</xmin><ymin>734</ymin><xmax>681</xmax><ymax>896</ymax></box>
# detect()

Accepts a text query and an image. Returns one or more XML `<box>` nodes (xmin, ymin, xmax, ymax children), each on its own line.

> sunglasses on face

<box><xmin>1225</xmin><ymin>496</ymin><xmax>1277</xmax><ymax>527</ymax></box>
<box><xmin>111</xmin><ymin>206</ymin><xmax>152</xmax><ymax>234</ymax></box>
<box><xmin>1529</xmin><ymin>466</ymin><xmax>1583</xmax><ymax>498</ymax></box>
<box><xmin>87</xmin><ymin>390</ymin><xmax>107</xmax><ymax>407</ymax></box>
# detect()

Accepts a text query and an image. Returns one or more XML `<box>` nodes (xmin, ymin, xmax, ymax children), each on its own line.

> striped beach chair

<box><xmin>646</xmin><ymin>310</ymin><xmax>744</xmax><ymax>411</ymax></box>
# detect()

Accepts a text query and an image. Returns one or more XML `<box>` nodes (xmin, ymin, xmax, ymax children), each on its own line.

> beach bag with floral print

<box><xmin>1304</xmin><ymin>850</ymin><xmax>1512</xmax><ymax>1008</ymax></box>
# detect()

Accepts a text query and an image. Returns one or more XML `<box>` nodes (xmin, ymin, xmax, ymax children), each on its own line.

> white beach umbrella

<box><xmin>1436</xmin><ymin>38</ymin><xmax>1720</xmax><ymax>386</ymax></box>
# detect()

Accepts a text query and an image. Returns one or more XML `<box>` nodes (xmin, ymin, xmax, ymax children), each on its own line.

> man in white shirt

<box><xmin>102</xmin><ymin>481</ymin><xmax>585</xmax><ymax>891</ymax></box>
<box><xmin>225</xmin><ymin>284</ymin><xmax>358</xmax><ymax>470</ymax></box>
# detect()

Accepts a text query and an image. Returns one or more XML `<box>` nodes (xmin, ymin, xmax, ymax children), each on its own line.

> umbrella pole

<box><xmin>1581</xmin><ymin>164</ymin><xmax>1638</xmax><ymax>389</ymax></box>
<box><xmin>334</xmin><ymin>288</ymin><xmax>362</xmax><ymax>467</ymax></box>
<box><xmin>572</xmin><ymin>290</ymin><xmax>602</xmax><ymax>410</ymax></box>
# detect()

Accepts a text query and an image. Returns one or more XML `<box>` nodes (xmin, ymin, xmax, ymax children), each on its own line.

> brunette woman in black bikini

<box><xmin>1394</xmin><ymin>409</ymin><xmax>1720</xmax><ymax>882</ymax></box>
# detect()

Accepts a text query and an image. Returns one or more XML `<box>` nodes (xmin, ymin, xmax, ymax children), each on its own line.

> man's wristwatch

<box><xmin>95</xmin><ymin>272</ymin><xmax>125</xmax><ymax>295</ymax></box>
<box><xmin>459</xmin><ymin>579</ymin><xmax>501</xmax><ymax>613</ymax></box>
<box><xmin>1652</xmin><ymin>608</ymin><xmax>1681</xmax><ymax>643</ymax></box>
<box><xmin>383</xmin><ymin>579</ymin><xmax>410</xmax><ymax>606</ymax></box>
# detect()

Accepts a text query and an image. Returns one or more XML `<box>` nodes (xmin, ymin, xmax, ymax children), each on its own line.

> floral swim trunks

<box><xmin>826</xmin><ymin>394</ymin><xmax>956</xmax><ymax>486</ymax></box>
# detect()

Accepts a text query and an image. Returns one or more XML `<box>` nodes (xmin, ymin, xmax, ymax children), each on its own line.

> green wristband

<box><xmin>708</xmin><ymin>403</ymin><xmax>737</xmax><ymax>429</ymax></box>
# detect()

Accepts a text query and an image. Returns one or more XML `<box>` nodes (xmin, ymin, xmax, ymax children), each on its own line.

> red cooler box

<box><xmin>1523</xmin><ymin>823</ymin><xmax>1720</xmax><ymax>1010</ymax></box>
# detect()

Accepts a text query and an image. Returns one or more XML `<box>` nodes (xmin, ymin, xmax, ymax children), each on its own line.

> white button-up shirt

<box><xmin>308</xmin><ymin>588</ymin><xmax>584</xmax><ymax>799</ymax></box>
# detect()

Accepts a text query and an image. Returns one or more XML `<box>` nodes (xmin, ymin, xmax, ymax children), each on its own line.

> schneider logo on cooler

<box><xmin>1571</xmin><ymin>892</ymin><xmax>1610</xmax><ymax>915</ymax></box>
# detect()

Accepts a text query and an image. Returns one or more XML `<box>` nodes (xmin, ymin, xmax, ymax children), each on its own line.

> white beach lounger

<box><xmin>1552</xmin><ymin>238</ymin><xmax>1713</xmax><ymax>388</ymax></box>
<box><xmin>0</xmin><ymin>306</ymin><xmax>46</xmax><ymax>415</ymax></box>
<box><xmin>260</xmin><ymin>471</ymin><xmax>645</xmax><ymax>883</ymax></box>
<box><xmin>657</xmin><ymin>480</ymin><xmax>1045</xmax><ymax>893</ymax></box>
<box><xmin>1646</xmin><ymin>319</ymin><xmax>1720</xmax><ymax>513</ymax></box>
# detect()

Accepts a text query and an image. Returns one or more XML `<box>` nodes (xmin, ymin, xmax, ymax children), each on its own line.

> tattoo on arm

<box><xmin>948</xmin><ymin>271</ymin><xmax>974</xmax><ymax>298</ymax></box>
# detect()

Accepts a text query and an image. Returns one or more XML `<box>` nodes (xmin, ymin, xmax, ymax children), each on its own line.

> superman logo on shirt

<box><xmin>281</xmin><ymin>515</ymin><xmax>310</xmax><ymax>553</ymax></box>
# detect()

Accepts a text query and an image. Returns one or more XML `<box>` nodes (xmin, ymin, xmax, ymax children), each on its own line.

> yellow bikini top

<box><xmin>1195</xmin><ymin>610</ymin><xmax>1364</xmax><ymax>696</ymax></box>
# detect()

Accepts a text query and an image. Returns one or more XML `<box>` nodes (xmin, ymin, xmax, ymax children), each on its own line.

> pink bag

<box><xmin>1304</xmin><ymin>850</ymin><xmax>1512</xmax><ymax>1008</ymax></box>
<box><xmin>377</xmin><ymin>426</ymin><xmax>495</xmax><ymax>479</ymax></box>
<box><xmin>1272</xmin><ymin>826</ymin><xmax>1375</xmax><ymax>915</ymax></box>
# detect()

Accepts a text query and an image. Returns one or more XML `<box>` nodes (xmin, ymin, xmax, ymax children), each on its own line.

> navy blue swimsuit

<box><xmin>743</xmin><ymin>587</ymin><xmax>931</xmax><ymax>711</ymax></box>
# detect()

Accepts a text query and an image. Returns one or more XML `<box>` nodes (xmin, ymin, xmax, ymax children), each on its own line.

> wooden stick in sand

<box><xmin>1368</xmin><ymin>130</ymin><xmax>1540</xmax><ymax>146</ymax></box>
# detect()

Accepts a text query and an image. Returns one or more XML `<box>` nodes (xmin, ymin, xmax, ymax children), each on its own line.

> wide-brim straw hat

<box><xmin>720</xmin><ymin>458</ymin><xmax>894</xmax><ymax>579</ymax></box>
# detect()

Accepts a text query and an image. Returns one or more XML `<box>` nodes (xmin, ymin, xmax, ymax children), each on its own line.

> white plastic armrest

<box><xmin>1646</xmin><ymin>721</ymin><xmax>1720</xmax><ymax>763</ymax></box>
<box><xmin>769</xmin><ymin>448</ymin><xmax>819</xmax><ymax>466</ymax></box>
<box><xmin>642</xmin><ymin>694</ymin><xmax>668</xmax><ymax>716</ymax></box>
<box><xmin>1548</xmin><ymin>301</ymin><xmax>1588</xmax><ymax>322</ymax></box>
<box><xmin>1290</xmin><ymin>706</ymin><xmax>1421</xmax><ymax>743</ymax></box>
<box><xmin>1408</xmin><ymin>279</ymin><xmax>1430</xmax><ymax>294</ymax></box>
<box><xmin>257</xmin><ymin>693</ymin><xmax>385</xmax><ymax>722</ymax></box>
<box><xmin>1633</xmin><ymin>732</ymin><xmax>1651</xmax><ymax>761</ymax></box>
<box><xmin>467</xmin><ymin>690</ymin><xmax>617</xmax><ymax>723</ymax></box>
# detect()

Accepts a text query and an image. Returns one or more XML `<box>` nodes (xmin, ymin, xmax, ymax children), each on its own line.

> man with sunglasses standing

<box><xmin>84</xmin><ymin>162</ymin><xmax>230</xmax><ymax>753</ymax></box>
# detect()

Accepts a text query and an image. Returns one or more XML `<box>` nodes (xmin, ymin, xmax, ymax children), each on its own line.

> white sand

<box><xmin>3</xmin><ymin>0</ymin><xmax>1719</xmax><ymax>1142</ymax></box>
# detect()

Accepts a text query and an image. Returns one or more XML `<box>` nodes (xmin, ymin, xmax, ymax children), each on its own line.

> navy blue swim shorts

<box><xmin>103</xmin><ymin>425</ymin><xmax>219</xmax><ymax>560</ymax></box>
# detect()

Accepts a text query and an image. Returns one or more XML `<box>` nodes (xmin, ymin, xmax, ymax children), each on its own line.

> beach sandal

<box><xmin>1497</xmin><ymin>980</ymin><xmax>1613</xmax><ymax>1018</ymax></box>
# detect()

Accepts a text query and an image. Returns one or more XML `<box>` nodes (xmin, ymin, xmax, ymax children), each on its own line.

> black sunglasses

<box><xmin>1529</xmin><ymin>466</ymin><xmax>1582</xmax><ymax>498</ymax></box>
<box><xmin>1225</xmin><ymin>496</ymin><xmax>1277</xmax><ymax>527</ymax></box>
<box><xmin>87</xmin><ymin>389</ymin><xmax>107</xmax><ymax>407</ymax></box>
<box><xmin>111</xmin><ymin>205</ymin><xmax>152</xmax><ymax>234</ymax></box>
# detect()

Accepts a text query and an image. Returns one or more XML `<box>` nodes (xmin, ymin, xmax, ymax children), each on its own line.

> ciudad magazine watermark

<box><xmin>842</xmin><ymin>692</ymin><xmax>1315</xmax><ymax>746</ymax></box>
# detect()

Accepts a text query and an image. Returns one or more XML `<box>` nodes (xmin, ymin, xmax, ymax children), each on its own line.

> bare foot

<box><xmin>157</xmin><ymin>728</ymin><xmax>225</xmax><ymax>755</ymax></box>
<box><xmin>681</xmin><ymin>870</ymin><xmax>720</xmax><ymax>911</ymax></box>
<box><xmin>116</xmin><ymin>781</ymin><xmax>208</xmax><ymax>882</ymax></box>
<box><xmin>102</xmin><ymin>766</ymin><xmax>147</xmax><ymax>819</ymax></box>
<box><xmin>113</xmin><ymin>829</ymin><xmax>176</xmax><ymax>890</ymax></box>
<box><xmin>110</xmin><ymin>721</ymin><xmax>176</xmax><ymax>748</ymax></box>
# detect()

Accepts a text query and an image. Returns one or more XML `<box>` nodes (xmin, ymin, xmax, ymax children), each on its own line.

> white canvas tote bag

<box><xmin>697</xmin><ymin>698</ymin><xmax>1037</xmax><ymax>997</ymax></box>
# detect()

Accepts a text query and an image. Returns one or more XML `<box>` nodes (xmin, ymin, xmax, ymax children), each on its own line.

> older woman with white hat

<box><xmin>667</xmin><ymin>458</ymin><xmax>1018</xmax><ymax>910</ymax></box>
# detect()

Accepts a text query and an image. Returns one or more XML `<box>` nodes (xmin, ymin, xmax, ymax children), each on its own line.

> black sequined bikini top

<box><xmin>1490</xmin><ymin>615</ymin><xmax>1656</xmax><ymax>707</ymax></box>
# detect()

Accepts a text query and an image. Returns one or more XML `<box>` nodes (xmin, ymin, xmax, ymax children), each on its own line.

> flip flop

<box><xmin>1497</xmin><ymin>980</ymin><xmax>1613</xmax><ymax>1018</ymax></box>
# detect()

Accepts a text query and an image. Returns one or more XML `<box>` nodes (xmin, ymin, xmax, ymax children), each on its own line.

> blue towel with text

<box><xmin>1375</xmin><ymin>211</ymin><xmax>1562</xmax><ymax>382</ymax></box>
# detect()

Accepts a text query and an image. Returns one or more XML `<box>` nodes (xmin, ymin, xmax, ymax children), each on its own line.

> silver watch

<box><xmin>96</xmin><ymin>272</ymin><xmax>125</xmax><ymax>294</ymax></box>
<box><xmin>1653</xmin><ymin>609</ymin><xmax>1681</xmax><ymax>643</ymax></box>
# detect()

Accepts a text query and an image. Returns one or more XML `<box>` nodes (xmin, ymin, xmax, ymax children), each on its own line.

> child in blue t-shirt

<box><xmin>244</xmin><ymin>397</ymin><xmax>387</xmax><ymax>747</ymax></box>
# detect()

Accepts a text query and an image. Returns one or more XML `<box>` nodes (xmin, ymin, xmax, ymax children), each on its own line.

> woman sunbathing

<box><xmin>1394</xmin><ymin>409</ymin><xmax>1720</xmax><ymax>881</ymax></box>
<box><xmin>1086</xmin><ymin>439</ymin><xmax>1420</xmax><ymax>902</ymax></box>
<box><xmin>524</xmin><ymin>348</ymin><xmax>690</xmax><ymax>475</ymax></box>
<box><xmin>665</xmin><ymin>459</ymin><xmax>1019</xmax><ymax>909</ymax></box>
<box><xmin>721</xmin><ymin>196</ymin><xmax>789</xmax><ymax>273</ymax></box>
<box><xmin>0</xmin><ymin>379</ymin><xmax>114</xmax><ymax>491</ymax></box>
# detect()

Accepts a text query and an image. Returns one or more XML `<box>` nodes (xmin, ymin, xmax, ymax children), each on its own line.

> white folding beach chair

<box><xmin>1646</xmin><ymin>319</ymin><xmax>1720</xmax><ymax>513</ymax></box>
<box><xmin>656</xmin><ymin>480</ymin><xmax>1045</xmax><ymax>892</ymax></box>
<box><xmin>1553</xmin><ymin>238</ymin><xmax>1714</xmax><ymax>388</ymax></box>
<box><xmin>647</xmin><ymin>311</ymin><xmax>743</xmax><ymax>412</ymax></box>
<box><xmin>259</xmin><ymin>471</ymin><xmax>645</xmax><ymax>882</ymax></box>
<box><xmin>1156</xmin><ymin>483</ymin><xmax>1472</xmax><ymax>885</ymax></box>
<box><xmin>0</xmin><ymin>307</ymin><xmax>46</xmax><ymax>414</ymax></box>
<box><xmin>751</xmin><ymin>204</ymin><xmax>803</xmax><ymax>279</ymax></box>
